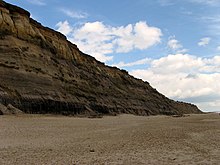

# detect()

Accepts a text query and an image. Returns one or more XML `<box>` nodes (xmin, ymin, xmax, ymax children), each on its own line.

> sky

<box><xmin>5</xmin><ymin>0</ymin><xmax>220</xmax><ymax>112</ymax></box>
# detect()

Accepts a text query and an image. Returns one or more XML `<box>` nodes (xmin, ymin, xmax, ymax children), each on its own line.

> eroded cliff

<box><xmin>0</xmin><ymin>1</ymin><xmax>202</xmax><ymax>116</ymax></box>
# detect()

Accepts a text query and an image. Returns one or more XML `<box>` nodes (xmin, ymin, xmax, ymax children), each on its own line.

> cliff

<box><xmin>0</xmin><ymin>1</ymin><xmax>202</xmax><ymax>116</ymax></box>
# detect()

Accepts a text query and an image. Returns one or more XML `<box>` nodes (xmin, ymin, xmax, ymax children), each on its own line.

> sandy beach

<box><xmin>0</xmin><ymin>113</ymin><xmax>219</xmax><ymax>165</ymax></box>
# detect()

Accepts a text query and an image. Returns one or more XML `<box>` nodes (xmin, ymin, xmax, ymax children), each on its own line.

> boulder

<box><xmin>0</xmin><ymin>103</ymin><xmax>7</xmax><ymax>115</ymax></box>
<box><xmin>0</xmin><ymin>103</ymin><xmax>24</xmax><ymax>115</ymax></box>
<box><xmin>7</xmin><ymin>104</ymin><xmax>24</xmax><ymax>114</ymax></box>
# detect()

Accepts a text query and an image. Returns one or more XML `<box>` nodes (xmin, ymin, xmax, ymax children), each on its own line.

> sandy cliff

<box><xmin>0</xmin><ymin>1</ymin><xmax>202</xmax><ymax>116</ymax></box>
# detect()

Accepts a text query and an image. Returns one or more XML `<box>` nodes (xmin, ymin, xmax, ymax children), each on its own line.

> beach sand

<box><xmin>0</xmin><ymin>113</ymin><xmax>219</xmax><ymax>165</ymax></box>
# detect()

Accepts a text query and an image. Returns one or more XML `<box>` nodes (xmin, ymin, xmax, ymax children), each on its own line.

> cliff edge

<box><xmin>0</xmin><ymin>1</ymin><xmax>202</xmax><ymax>116</ymax></box>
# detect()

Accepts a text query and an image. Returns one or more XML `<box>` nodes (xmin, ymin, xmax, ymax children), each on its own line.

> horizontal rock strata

<box><xmin>0</xmin><ymin>1</ymin><xmax>202</xmax><ymax>116</ymax></box>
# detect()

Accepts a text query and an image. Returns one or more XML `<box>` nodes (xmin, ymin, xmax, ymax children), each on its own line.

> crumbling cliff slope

<box><xmin>0</xmin><ymin>1</ymin><xmax>202</xmax><ymax>116</ymax></box>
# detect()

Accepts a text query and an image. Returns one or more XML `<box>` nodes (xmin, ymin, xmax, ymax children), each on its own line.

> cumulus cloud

<box><xmin>26</xmin><ymin>0</ymin><xmax>46</xmax><ymax>6</ymax></box>
<box><xmin>167</xmin><ymin>37</ymin><xmax>188</xmax><ymax>53</ymax></box>
<box><xmin>167</xmin><ymin>39</ymin><xmax>182</xmax><ymax>50</ymax></box>
<box><xmin>56</xmin><ymin>21</ymin><xmax>162</xmax><ymax>62</ymax></box>
<box><xmin>59</xmin><ymin>8</ymin><xmax>88</xmax><ymax>19</ymax></box>
<box><xmin>198</xmin><ymin>37</ymin><xmax>211</xmax><ymax>46</ymax></box>
<box><xmin>56</xmin><ymin>21</ymin><xmax>72</xmax><ymax>36</ymax></box>
<box><xmin>130</xmin><ymin>54</ymin><xmax>220</xmax><ymax>112</ymax></box>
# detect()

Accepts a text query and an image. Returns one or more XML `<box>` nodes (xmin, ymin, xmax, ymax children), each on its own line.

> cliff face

<box><xmin>0</xmin><ymin>1</ymin><xmax>202</xmax><ymax>116</ymax></box>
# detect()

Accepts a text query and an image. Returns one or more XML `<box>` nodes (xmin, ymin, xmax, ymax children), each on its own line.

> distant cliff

<box><xmin>0</xmin><ymin>1</ymin><xmax>202</xmax><ymax>116</ymax></box>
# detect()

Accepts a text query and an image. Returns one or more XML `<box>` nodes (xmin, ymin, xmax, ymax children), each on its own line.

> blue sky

<box><xmin>5</xmin><ymin>0</ymin><xmax>220</xmax><ymax>112</ymax></box>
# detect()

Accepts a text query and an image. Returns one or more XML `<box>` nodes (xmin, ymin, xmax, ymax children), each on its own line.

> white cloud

<box><xmin>176</xmin><ymin>48</ymin><xmax>188</xmax><ymax>54</ymax></box>
<box><xmin>56</xmin><ymin>21</ymin><xmax>73</xmax><ymax>36</ymax></box>
<box><xmin>112</xmin><ymin>57</ymin><xmax>151</xmax><ymax>68</ymax></box>
<box><xmin>27</xmin><ymin>0</ymin><xmax>46</xmax><ymax>6</ymax></box>
<box><xmin>197</xmin><ymin>101</ymin><xmax>220</xmax><ymax>113</ymax></box>
<box><xmin>133</xmin><ymin>22</ymin><xmax>162</xmax><ymax>49</ymax></box>
<box><xmin>60</xmin><ymin>8</ymin><xmax>88</xmax><ymax>19</ymax></box>
<box><xmin>167</xmin><ymin>39</ymin><xmax>182</xmax><ymax>50</ymax></box>
<box><xmin>217</xmin><ymin>46</ymin><xmax>220</xmax><ymax>51</ymax></box>
<box><xmin>167</xmin><ymin>37</ymin><xmax>188</xmax><ymax>53</ymax></box>
<box><xmin>130</xmin><ymin>54</ymin><xmax>220</xmax><ymax>112</ymax></box>
<box><xmin>198</xmin><ymin>37</ymin><xmax>211</xmax><ymax>46</ymax></box>
<box><xmin>56</xmin><ymin>21</ymin><xmax>162</xmax><ymax>62</ymax></box>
